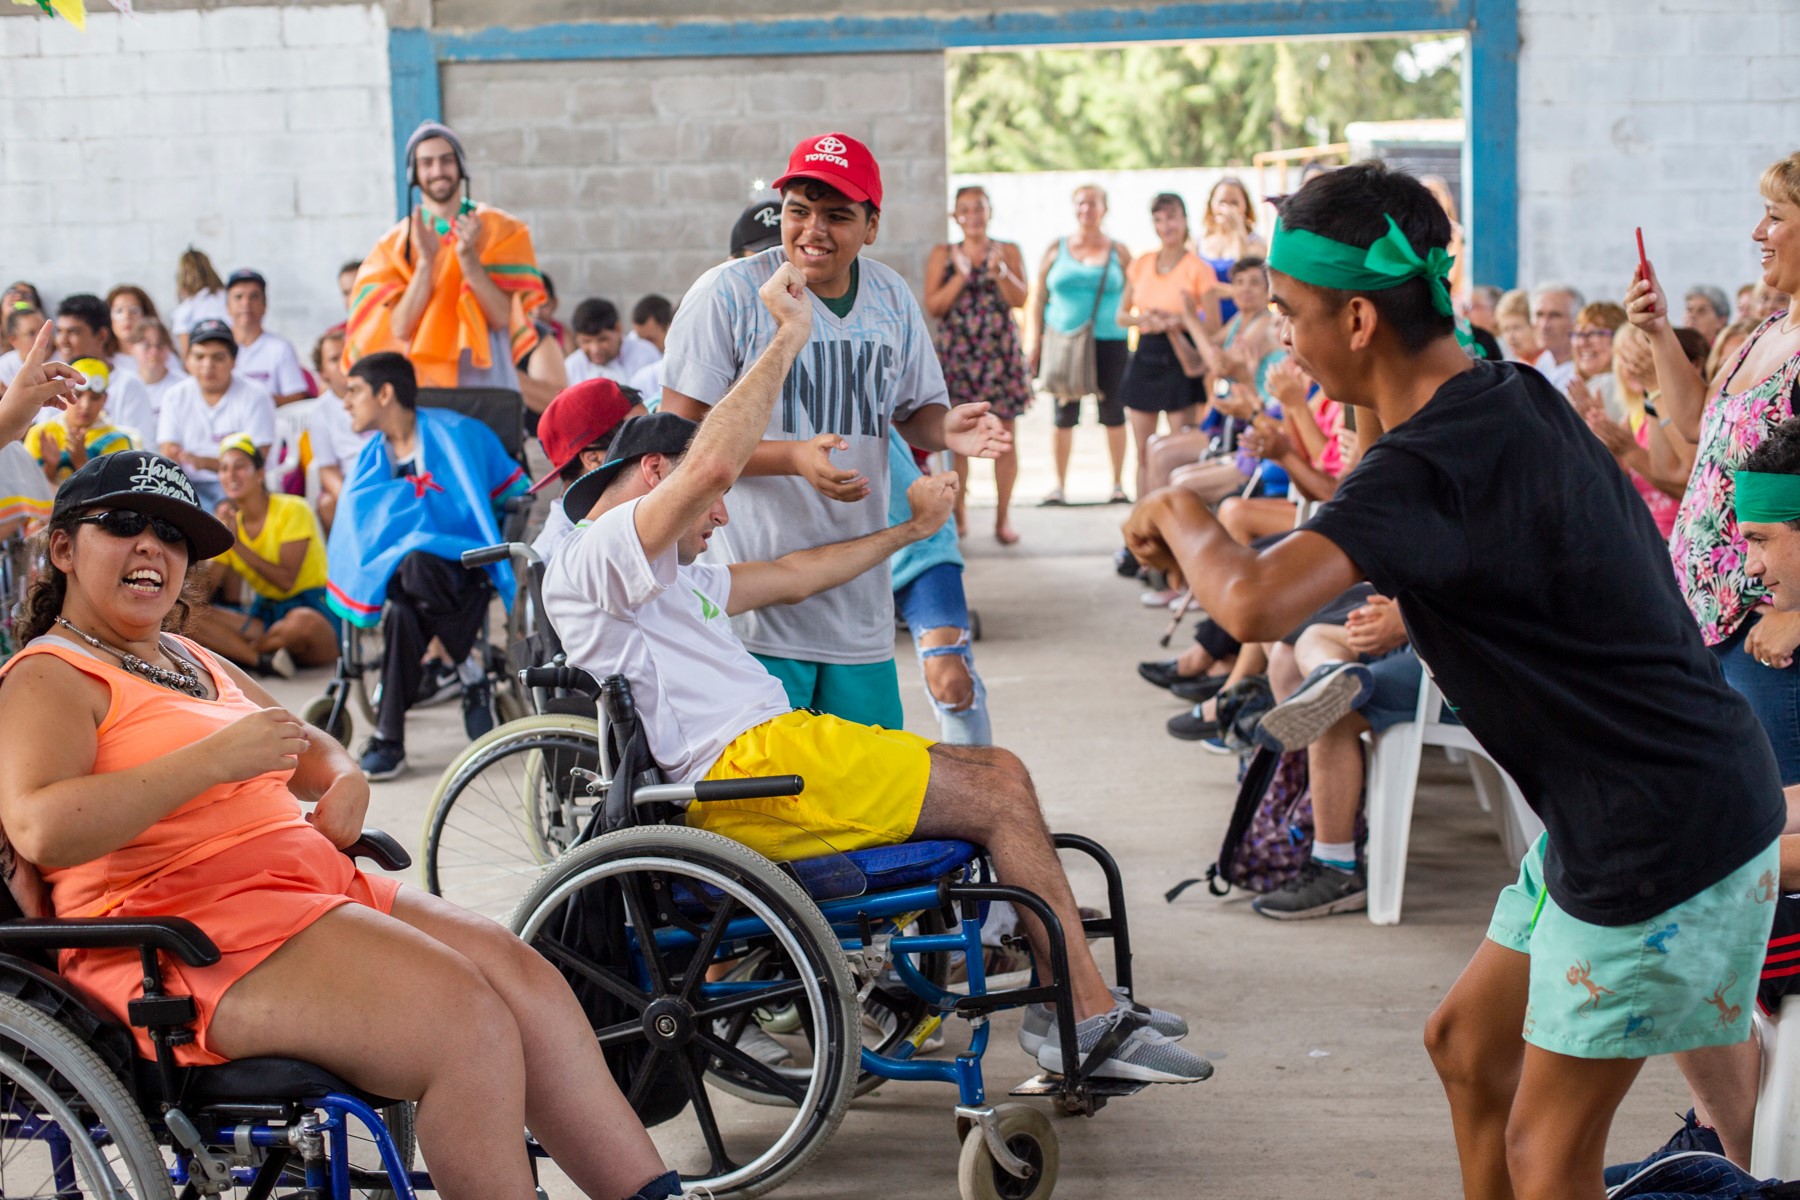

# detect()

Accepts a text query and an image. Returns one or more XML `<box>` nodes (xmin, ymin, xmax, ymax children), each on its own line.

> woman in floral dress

<box><xmin>1628</xmin><ymin>149</ymin><xmax>1800</xmax><ymax>785</ymax></box>
<box><xmin>926</xmin><ymin>186</ymin><xmax>1035</xmax><ymax>544</ymax></box>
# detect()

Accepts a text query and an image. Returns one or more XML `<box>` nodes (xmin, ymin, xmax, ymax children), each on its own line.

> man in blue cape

<box><xmin>326</xmin><ymin>351</ymin><xmax>528</xmax><ymax>779</ymax></box>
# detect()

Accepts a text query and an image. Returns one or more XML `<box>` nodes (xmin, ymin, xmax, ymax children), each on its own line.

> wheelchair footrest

<box><xmin>1009</xmin><ymin>1072</ymin><xmax>1148</xmax><ymax>1101</ymax></box>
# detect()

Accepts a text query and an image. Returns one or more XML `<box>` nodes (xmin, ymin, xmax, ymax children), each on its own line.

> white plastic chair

<box><xmin>1753</xmin><ymin>996</ymin><xmax>1800</xmax><ymax>1177</ymax></box>
<box><xmin>1361</xmin><ymin>670</ymin><xmax>1544</xmax><ymax>925</ymax></box>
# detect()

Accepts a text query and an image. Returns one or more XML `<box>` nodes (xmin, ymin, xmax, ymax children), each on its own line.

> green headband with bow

<box><xmin>1267</xmin><ymin>214</ymin><xmax>1457</xmax><ymax>319</ymax></box>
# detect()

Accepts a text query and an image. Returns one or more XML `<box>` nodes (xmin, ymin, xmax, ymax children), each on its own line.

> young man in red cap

<box><xmin>528</xmin><ymin>378</ymin><xmax>643</xmax><ymax>568</ymax></box>
<box><xmin>662</xmin><ymin>133</ymin><xmax>1008</xmax><ymax>730</ymax></box>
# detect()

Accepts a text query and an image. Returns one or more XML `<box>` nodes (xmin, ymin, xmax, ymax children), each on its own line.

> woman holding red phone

<box><xmin>1627</xmin><ymin>149</ymin><xmax>1800</xmax><ymax>785</ymax></box>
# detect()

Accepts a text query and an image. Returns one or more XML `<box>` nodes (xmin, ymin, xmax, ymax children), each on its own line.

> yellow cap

<box><xmin>69</xmin><ymin>358</ymin><xmax>109</xmax><ymax>394</ymax></box>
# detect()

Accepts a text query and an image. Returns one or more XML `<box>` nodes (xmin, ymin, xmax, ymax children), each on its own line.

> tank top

<box><xmin>1044</xmin><ymin>240</ymin><xmax>1127</xmax><ymax>342</ymax></box>
<box><xmin>0</xmin><ymin>634</ymin><xmax>309</xmax><ymax>918</ymax></box>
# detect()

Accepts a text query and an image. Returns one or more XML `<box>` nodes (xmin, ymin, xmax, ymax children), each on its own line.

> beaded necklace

<box><xmin>53</xmin><ymin>617</ymin><xmax>206</xmax><ymax>699</ymax></box>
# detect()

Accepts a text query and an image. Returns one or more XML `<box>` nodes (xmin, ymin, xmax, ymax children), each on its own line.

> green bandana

<box><xmin>426</xmin><ymin>198</ymin><xmax>477</xmax><ymax>238</ymax></box>
<box><xmin>1734</xmin><ymin>471</ymin><xmax>1800</xmax><ymax>524</ymax></box>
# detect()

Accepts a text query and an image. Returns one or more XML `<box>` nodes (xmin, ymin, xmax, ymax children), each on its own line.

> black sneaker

<box><xmin>1137</xmin><ymin>660</ymin><xmax>1188</xmax><ymax>690</ymax></box>
<box><xmin>1171</xmin><ymin>673</ymin><xmax>1227</xmax><ymax>704</ymax></box>
<box><xmin>359</xmin><ymin>737</ymin><xmax>406</xmax><ymax>782</ymax></box>
<box><xmin>1166</xmin><ymin>706</ymin><xmax>1223</xmax><ymax>741</ymax></box>
<box><xmin>1114</xmin><ymin>546</ymin><xmax>1143</xmax><ymax>579</ymax></box>
<box><xmin>1253</xmin><ymin>661</ymin><xmax>1374</xmax><ymax>753</ymax></box>
<box><xmin>414</xmin><ymin>658</ymin><xmax>461</xmax><ymax>707</ymax></box>
<box><xmin>462</xmin><ymin>680</ymin><xmax>496</xmax><ymax>740</ymax></box>
<box><xmin>1602</xmin><ymin>1111</ymin><xmax>1725</xmax><ymax>1189</ymax></box>
<box><xmin>1251</xmin><ymin>861</ymin><xmax>1368</xmax><ymax>920</ymax></box>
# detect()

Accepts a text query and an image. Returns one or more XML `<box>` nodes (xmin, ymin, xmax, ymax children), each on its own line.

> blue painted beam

<box><xmin>429</xmin><ymin>0</ymin><xmax>1475</xmax><ymax>63</ymax></box>
<box><xmin>387</xmin><ymin>27</ymin><xmax>443</xmax><ymax>220</ymax></box>
<box><xmin>1465</xmin><ymin>0</ymin><xmax>1519</xmax><ymax>288</ymax></box>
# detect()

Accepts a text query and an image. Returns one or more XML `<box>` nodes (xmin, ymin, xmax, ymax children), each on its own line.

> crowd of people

<box><xmin>10</xmin><ymin>101</ymin><xmax>1800</xmax><ymax>1197</ymax></box>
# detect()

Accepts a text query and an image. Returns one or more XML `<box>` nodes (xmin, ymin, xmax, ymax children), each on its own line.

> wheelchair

<box><xmin>498</xmin><ymin>669</ymin><xmax>1156</xmax><ymax>1199</ymax></box>
<box><xmin>0</xmin><ymin>830</ymin><xmax>456</xmax><ymax>1199</ymax></box>
<box><xmin>304</xmin><ymin>388</ymin><xmax>540</xmax><ymax>748</ymax></box>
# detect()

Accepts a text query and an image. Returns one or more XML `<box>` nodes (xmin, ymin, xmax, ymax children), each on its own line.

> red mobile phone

<box><xmin>1635</xmin><ymin>227</ymin><xmax>1650</xmax><ymax>282</ymax></box>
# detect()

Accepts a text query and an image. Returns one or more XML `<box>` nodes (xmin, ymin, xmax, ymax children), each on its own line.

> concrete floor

<box><xmin>260</xmin><ymin>399</ymin><xmax>1691</xmax><ymax>1198</ymax></box>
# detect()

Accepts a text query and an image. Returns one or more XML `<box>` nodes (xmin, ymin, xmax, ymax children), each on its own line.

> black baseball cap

<box><xmin>187</xmin><ymin>319</ymin><xmax>237</xmax><ymax>354</ymax></box>
<box><xmin>561</xmin><ymin>412</ymin><xmax>698</xmax><ymax>520</ymax></box>
<box><xmin>729</xmin><ymin>200</ymin><xmax>783</xmax><ymax>258</ymax></box>
<box><xmin>226</xmin><ymin>269</ymin><xmax>267</xmax><ymax>293</ymax></box>
<box><xmin>52</xmin><ymin>451</ymin><xmax>234</xmax><ymax>560</ymax></box>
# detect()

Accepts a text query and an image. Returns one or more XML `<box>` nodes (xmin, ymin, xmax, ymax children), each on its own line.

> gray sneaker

<box><xmin>1251</xmin><ymin>860</ymin><xmax>1368</xmax><ymax>920</ymax></box>
<box><xmin>1254</xmin><ymin>661</ymin><xmax>1374</xmax><ymax>753</ymax></box>
<box><xmin>1017</xmin><ymin>988</ymin><xmax>1187</xmax><ymax>1056</ymax></box>
<box><xmin>1034</xmin><ymin>1003</ymin><xmax>1214</xmax><ymax>1083</ymax></box>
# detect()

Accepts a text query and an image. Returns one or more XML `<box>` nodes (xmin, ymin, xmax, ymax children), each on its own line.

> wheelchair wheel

<box><xmin>512</xmin><ymin>826</ymin><xmax>859</xmax><ymax>1199</ymax></box>
<box><xmin>422</xmin><ymin>716</ymin><xmax>599</xmax><ymax>921</ymax></box>
<box><xmin>957</xmin><ymin>1104</ymin><xmax>1059</xmax><ymax>1200</ymax></box>
<box><xmin>0</xmin><ymin>991</ymin><xmax>173</xmax><ymax>1198</ymax></box>
<box><xmin>301</xmin><ymin>694</ymin><xmax>353</xmax><ymax>747</ymax></box>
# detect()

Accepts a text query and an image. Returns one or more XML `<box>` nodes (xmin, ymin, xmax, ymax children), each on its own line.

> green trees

<box><xmin>949</xmin><ymin>38</ymin><xmax>1464</xmax><ymax>173</ymax></box>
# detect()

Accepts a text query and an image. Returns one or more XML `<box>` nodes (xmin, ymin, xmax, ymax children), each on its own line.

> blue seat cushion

<box><xmin>828</xmin><ymin>839</ymin><xmax>981</xmax><ymax>894</ymax></box>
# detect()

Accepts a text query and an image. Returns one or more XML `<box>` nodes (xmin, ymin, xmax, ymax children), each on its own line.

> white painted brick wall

<box><xmin>0</xmin><ymin>5</ymin><xmax>393</xmax><ymax>348</ymax></box>
<box><xmin>1517</xmin><ymin>0</ymin><xmax>1800</xmax><ymax>306</ymax></box>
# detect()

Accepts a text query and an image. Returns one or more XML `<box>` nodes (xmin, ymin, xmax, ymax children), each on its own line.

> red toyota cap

<box><xmin>771</xmin><ymin>132</ymin><xmax>882</xmax><ymax>211</ymax></box>
<box><xmin>530</xmin><ymin>378</ymin><xmax>634</xmax><ymax>492</ymax></box>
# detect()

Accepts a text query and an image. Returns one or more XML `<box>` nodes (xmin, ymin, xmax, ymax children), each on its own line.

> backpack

<box><xmin>1166</xmin><ymin>745</ymin><xmax>1314</xmax><ymax>902</ymax></box>
<box><xmin>1607</xmin><ymin>1150</ymin><xmax>1800</xmax><ymax>1198</ymax></box>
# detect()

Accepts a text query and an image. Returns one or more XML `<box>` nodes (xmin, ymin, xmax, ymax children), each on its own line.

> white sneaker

<box><xmin>715</xmin><ymin>1020</ymin><xmax>793</xmax><ymax>1068</ymax></box>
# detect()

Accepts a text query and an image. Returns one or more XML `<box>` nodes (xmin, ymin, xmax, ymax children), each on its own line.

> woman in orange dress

<box><xmin>0</xmin><ymin>450</ymin><xmax>687</xmax><ymax>1200</ymax></box>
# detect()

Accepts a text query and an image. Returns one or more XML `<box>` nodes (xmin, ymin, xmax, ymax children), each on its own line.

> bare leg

<box><xmin>1104</xmin><ymin>422</ymin><xmax>1128</xmax><ymax>490</ymax></box>
<box><xmin>1176</xmin><ymin>643</ymin><xmax>1232</xmax><ymax>676</ymax></box>
<box><xmin>919</xmin><ymin>626</ymin><xmax>975</xmax><ymax>711</ymax></box>
<box><xmin>1126</xmin><ymin>409</ymin><xmax>1160</xmax><ymax>499</ymax></box>
<box><xmin>257</xmin><ymin>609</ymin><xmax>340</xmax><ymax>667</ymax></box>
<box><xmin>1146</xmin><ymin>430</ymin><xmax>1209</xmax><ymax>492</ymax></box>
<box><xmin>1425</xmin><ymin>939</ymin><xmax>1532</xmax><ymax>1200</ymax></box>
<box><xmin>1169</xmin><ymin>460</ymin><xmax>1250</xmax><ymax>505</ymax></box>
<box><xmin>1673</xmin><ymin>1039</ymin><xmax>1762</xmax><ymax>1166</ymax></box>
<box><xmin>1294</xmin><ymin>623</ymin><xmax>1355</xmax><ymax>675</ymax></box>
<box><xmin>1308</xmin><ymin>711</ymin><xmax>1370</xmax><ymax>844</ymax></box>
<box><xmin>914</xmin><ymin>744</ymin><xmax>1116</xmax><ymax>1020</ymax></box>
<box><xmin>993</xmin><ymin>418</ymin><xmax>1019</xmax><ymax>543</ymax></box>
<box><xmin>1506</xmin><ymin>1045</ymin><xmax>1644</xmax><ymax>1200</ymax></box>
<box><xmin>1051</xmin><ymin>425</ymin><xmax>1073</xmax><ymax>494</ymax></box>
<box><xmin>187</xmin><ymin>607</ymin><xmax>268</xmax><ymax>670</ymax></box>
<box><xmin>952</xmin><ymin>453</ymin><xmax>969</xmax><ymax>537</ymax></box>
<box><xmin>1267</xmin><ymin>641</ymin><xmax>1303</xmax><ymax>700</ymax></box>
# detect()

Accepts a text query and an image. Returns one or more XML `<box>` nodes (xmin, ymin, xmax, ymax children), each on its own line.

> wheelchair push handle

<box><xmin>461</xmin><ymin>542</ymin><xmax>519</xmax><ymax>569</ymax></box>
<box><xmin>520</xmin><ymin>664</ymin><xmax>601</xmax><ymax>699</ymax></box>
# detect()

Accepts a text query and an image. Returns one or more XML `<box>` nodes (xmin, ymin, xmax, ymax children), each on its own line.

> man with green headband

<box><xmin>1740</xmin><ymin>421</ymin><xmax>1800</xmax><ymax>618</ymax></box>
<box><xmin>1124</xmin><ymin>162</ymin><xmax>1784</xmax><ymax>1199</ymax></box>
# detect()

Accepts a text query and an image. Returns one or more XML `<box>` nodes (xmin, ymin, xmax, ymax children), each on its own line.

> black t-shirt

<box><xmin>1305</xmin><ymin>358</ymin><xmax>1784</xmax><ymax>926</ymax></box>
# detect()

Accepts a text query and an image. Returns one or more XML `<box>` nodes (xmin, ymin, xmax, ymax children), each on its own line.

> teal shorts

<box><xmin>1487</xmin><ymin>834</ymin><xmax>1781</xmax><ymax>1060</ymax></box>
<box><xmin>752</xmin><ymin>655</ymin><xmax>904</xmax><ymax>731</ymax></box>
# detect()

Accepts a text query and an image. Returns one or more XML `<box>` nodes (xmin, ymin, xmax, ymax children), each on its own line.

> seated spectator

<box><xmin>156</xmin><ymin>320</ymin><xmax>276</xmax><ymax>512</ymax></box>
<box><xmin>1583</xmin><ymin>323</ymin><xmax>1693</xmax><ymax>539</ymax></box>
<box><xmin>564</xmin><ymin>298</ymin><xmax>630</xmax><ymax>386</ymax></box>
<box><xmin>56</xmin><ymin>295</ymin><xmax>156</xmax><ymax>442</ymax></box>
<box><xmin>188</xmin><ymin>435</ymin><xmax>338</xmax><ymax>676</ymax></box>
<box><xmin>622</xmin><ymin>294</ymin><xmax>671</xmax><ymax>396</ymax></box>
<box><xmin>325</xmin><ymin>352</ymin><xmax>530</xmax><ymax>781</ymax></box>
<box><xmin>538</xmin><ymin>272</ymin><xmax>570</xmax><ymax>352</ymax></box>
<box><xmin>1685</xmin><ymin>284</ymin><xmax>1732</xmax><ymax>348</ymax></box>
<box><xmin>1530</xmin><ymin>282</ymin><xmax>1583</xmax><ymax>392</ymax></box>
<box><xmin>26</xmin><ymin>358</ymin><xmax>136</xmax><ymax>484</ymax></box>
<box><xmin>1466</xmin><ymin>284</ymin><xmax>1501</xmax><ymax>334</ymax></box>
<box><xmin>336</xmin><ymin>258</ymin><xmax>362</xmax><ymax>314</ymax></box>
<box><xmin>128</xmin><ymin>318</ymin><xmax>186</xmax><ymax>415</ymax></box>
<box><xmin>1736</xmin><ymin>282</ymin><xmax>1758</xmax><ymax>324</ymax></box>
<box><xmin>0</xmin><ymin>450</ymin><xmax>687</xmax><ymax>1200</ymax></box>
<box><xmin>306</xmin><ymin>328</ymin><xmax>374</xmax><ymax>530</ymax></box>
<box><xmin>1</xmin><ymin>281</ymin><xmax>41</xmax><ymax>313</ymax></box>
<box><xmin>1708</xmin><ymin>318</ymin><xmax>1760</xmax><ymax>384</ymax></box>
<box><xmin>1493</xmin><ymin>287</ymin><xmax>1541</xmax><ymax>363</ymax></box>
<box><xmin>1565</xmin><ymin>301</ymin><xmax>1629</xmax><ymax>420</ymax></box>
<box><xmin>544</xmin><ymin>269</ymin><xmax>1209</xmax><ymax>1082</ymax></box>
<box><xmin>527</xmin><ymin>378</ymin><xmax>639</xmax><ymax>569</ymax></box>
<box><xmin>1</xmin><ymin>303</ymin><xmax>45</xmax><ymax>390</ymax></box>
<box><xmin>1752</xmin><ymin>281</ymin><xmax>1790</xmax><ymax>325</ymax></box>
<box><xmin>1215</xmin><ymin>359</ymin><xmax>1348</xmax><ymax>545</ymax></box>
<box><xmin>170</xmin><ymin>247</ymin><xmax>230</xmax><ymax>355</ymax></box>
<box><xmin>514</xmin><ymin>298</ymin><xmax>570</xmax><ymax>417</ymax></box>
<box><xmin>226</xmin><ymin>270</ymin><xmax>310</xmax><ymax>405</ymax></box>
<box><xmin>106</xmin><ymin>285</ymin><xmax>183</xmax><ymax>384</ymax></box>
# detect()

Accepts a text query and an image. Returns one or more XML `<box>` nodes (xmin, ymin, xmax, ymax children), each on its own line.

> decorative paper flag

<box><xmin>13</xmin><ymin>0</ymin><xmax>88</xmax><ymax>30</ymax></box>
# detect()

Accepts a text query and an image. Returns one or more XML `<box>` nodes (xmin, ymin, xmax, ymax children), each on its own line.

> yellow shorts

<box><xmin>692</xmin><ymin>710</ymin><xmax>934</xmax><ymax>861</ymax></box>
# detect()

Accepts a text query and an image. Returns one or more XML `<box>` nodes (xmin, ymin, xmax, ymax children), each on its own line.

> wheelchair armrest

<box><xmin>0</xmin><ymin>917</ymin><xmax>221</xmax><ymax>967</ymax></box>
<box><xmin>520</xmin><ymin>664</ymin><xmax>600</xmax><ymax>699</ymax></box>
<box><xmin>342</xmin><ymin>829</ymin><xmax>412</xmax><ymax>872</ymax></box>
<box><xmin>632</xmin><ymin>775</ymin><xmax>805</xmax><ymax>806</ymax></box>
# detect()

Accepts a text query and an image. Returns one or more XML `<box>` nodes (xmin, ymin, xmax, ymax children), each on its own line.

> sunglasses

<box><xmin>75</xmin><ymin>510</ymin><xmax>188</xmax><ymax>547</ymax></box>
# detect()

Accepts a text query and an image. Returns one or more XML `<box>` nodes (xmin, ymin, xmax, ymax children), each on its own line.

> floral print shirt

<box><xmin>1669</xmin><ymin>315</ymin><xmax>1800</xmax><ymax>644</ymax></box>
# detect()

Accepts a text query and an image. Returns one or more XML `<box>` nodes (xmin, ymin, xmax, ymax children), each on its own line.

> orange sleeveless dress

<box><xmin>0</xmin><ymin>635</ymin><xmax>401</xmax><ymax>1065</ymax></box>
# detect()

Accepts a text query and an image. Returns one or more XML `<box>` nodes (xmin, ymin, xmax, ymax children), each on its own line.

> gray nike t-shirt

<box><xmin>661</xmin><ymin>248</ymin><xmax>949</xmax><ymax>664</ymax></box>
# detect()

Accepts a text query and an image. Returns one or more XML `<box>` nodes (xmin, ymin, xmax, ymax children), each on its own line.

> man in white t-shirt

<box><xmin>54</xmin><ymin>295</ymin><xmax>157</xmax><ymax>443</ymax></box>
<box><xmin>156</xmin><ymin>319</ymin><xmax>277</xmax><ymax>510</ymax></box>
<box><xmin>564</xmin><ymin>298</ymin><xmax>632</xmax><ymax>386</ymax></box>
<box><xmin>225</xmin><ymin>270</ymin><xmax>310</xmax><ymax>405</ymax></box>
<box><xmin>544</xmin><ymin>262</ymin><xmax>1209</xmax><ymax>1085</ymax></box>
<box><xmin>661</xmin><ymin>132</ymin><xmax>1008</xmax><ymax>732</ymax></box>
<box><xmin>1530</xmin><ymin>282</ymin><xmax>1582</xmax><ymax>394</ymax></box>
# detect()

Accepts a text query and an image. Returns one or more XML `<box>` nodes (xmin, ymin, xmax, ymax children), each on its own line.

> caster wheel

<box><xmin>957</xmin><ymin>1103</ymin><xmax>1058</xmax><ymax>1200</ymax></box>
<box><xmin>302</xmin><ymin>696</ymin><xmax>352</xmax><ymax>747</ymax></box>
<box><xmin>969</xmin><ymin>610</ymin><xmax>983</xmax><ymax>642</ymax></box>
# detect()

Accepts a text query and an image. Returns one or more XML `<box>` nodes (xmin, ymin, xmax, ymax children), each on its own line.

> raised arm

<box><xmin>451</xmin><ymin>211</ymin><xmax>513</xmax><ymax>331</ymax></box>
<box><xmin>627</xmin><ymin>264</ymin><xmax>814</xmax><ymax>561</ymax></box>
<box><xmin>727</xmin><ymin>473</ymin><xmax>957</xmax><ymax>613</ymax></box>
<box><xmin>0</xmin><ymin>322</ymin><xmax>81</xmax><ymax>447</ymax></box>
<box><xmin>389</xmin><ymin>210</ymin><xmax>440</xmax><ymax>343</ymax></box>
<box><xmin>1625</xmin><ymin>262</ymin><xmax>1706</xmax><ymax>441</ymax></box>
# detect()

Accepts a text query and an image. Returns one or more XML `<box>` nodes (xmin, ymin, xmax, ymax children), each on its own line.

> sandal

<box><xmin>1109</xmin><ymin>487</ymin><xmax>1131</xmax><ymax>504</ymax></box>
<box><xmin>1039</xmin><ymin>488</ymin><xmax>1067</xmax><ymax>507</ymax></box>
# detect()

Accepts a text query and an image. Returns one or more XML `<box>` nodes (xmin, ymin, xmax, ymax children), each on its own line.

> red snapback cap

<box><xmin>530</xmin><ymin>378</ymin><xmax>633</xmax><ymax>492</ymax></box>
<box><xmin>771</xmin><ymin>132</ymin><xmax>883</xmax><ymax>211</ymax></box>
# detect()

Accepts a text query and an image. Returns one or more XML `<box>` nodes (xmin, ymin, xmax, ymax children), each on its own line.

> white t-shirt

<box><xmin>531</xmin><ymin>496</ymin><xmax>577</xmax><ymax>567</ymax></box>
<box><xmin>564</xmin><ymin>348</ymin><xmax>633</xmax><ymax>387</ymax></box>
<box><xmin>1533</xmin><ymin>350</ymin><xmax>1577</xmax><ymax>395</ymax></box>
<box><xmin>544</xmin><ymin>497</ymin><xmax>791</xmax><ymax>782</ymax></box>
<box><xmin>234</xmin><ymin>330</ymin><xmax>309</xmax><ymax>399</ymax></box>
<box><xmin>170</xmin><ymin>291</ymin><xmax>229</xmax><ymax>336</ymax></box>
<box><xmin>629</xmin><ymin>358</ymin><xmax>664</xmax><ymax>402</ymax></box>
<box><xmin>155</xmin><ymin>376</ymin><xmax>277</xmax><ymax>484</ymax></box>
<box><xmin>114</xmin><ymin>351</ymin><xmax>186</xmax><ymax>382</ymax></box>
<box><xmin>618</xmin><ymin>331</ymin><xmax>662</xmax><ymax>380</ymax></box>
<box><xmin>102</xmin><ymin>372</ymin><xmax>158</xmax><ymax>448</ymax></box>
<box><xmin>661</xmin><ymin>248</ymin><xmax>949</xmax><ymax>664</ymax></box>
<box><xmin>306</xmin><ymin>390</ymin><xmax>373</xmax><ymax>470</ymax></box>
<box><xmin>141</xmin><ymin>371</ymin><xmax>186</xmax><ymax>418</ymax></box>
<box><xmin>0</xmin><ymin>350</ymin><xmax>20</xmax><ymax>387</ymax></box>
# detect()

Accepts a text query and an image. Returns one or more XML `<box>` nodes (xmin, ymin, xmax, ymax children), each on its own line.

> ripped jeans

<box><xmin>893</xmin><ymin>562</ymin><xmax>990</xmax><ymax>746</ymax></box>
